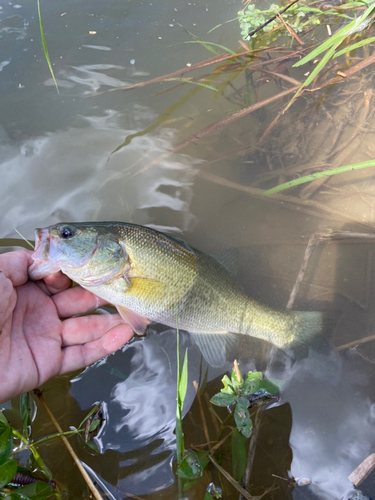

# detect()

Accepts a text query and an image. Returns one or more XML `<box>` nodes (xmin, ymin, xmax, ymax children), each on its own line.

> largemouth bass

<box><xmin>28</xmin><ymin>221</ymin><xmax>331</xmax><ymax>367</ymax></box>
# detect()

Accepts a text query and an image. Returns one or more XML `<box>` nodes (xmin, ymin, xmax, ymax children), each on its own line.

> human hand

<box><xmin>0</xmin><ymin>250</ymin><xmax>133</xmax><ymax>404</ymax></box>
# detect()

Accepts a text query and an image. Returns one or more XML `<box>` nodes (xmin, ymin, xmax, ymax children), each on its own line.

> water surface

<box><xmin>1</xmin><ymin>0</ymin><xmax>375</xmax><ymax>498</ymax></box>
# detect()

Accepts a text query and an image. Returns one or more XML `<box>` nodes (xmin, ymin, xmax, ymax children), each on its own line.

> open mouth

<box><xmin>28</xmin><ymin>228</ymin><xmax>62</xmax><ymax>280</ymax></box>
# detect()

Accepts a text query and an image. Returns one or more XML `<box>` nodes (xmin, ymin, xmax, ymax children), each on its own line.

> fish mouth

<box><xmin>28</xmin><ymin>228</ymin><xmax>62</xmax><ymax>280</ymax></box>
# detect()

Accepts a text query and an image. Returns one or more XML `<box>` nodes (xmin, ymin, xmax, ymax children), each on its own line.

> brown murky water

<box><xmin>1</xmin><ymin>0</ymin><xmax>375</xmax><ymax>498</ymax></box>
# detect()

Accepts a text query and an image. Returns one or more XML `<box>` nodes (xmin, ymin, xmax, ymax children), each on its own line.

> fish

<box><xmin>27</xmin><ymin>221</ymin><xmax>335</xmax><ymax>369</ymax></box>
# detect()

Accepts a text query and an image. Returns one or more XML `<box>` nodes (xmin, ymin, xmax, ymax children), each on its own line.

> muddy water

<box><xmin>1</xmin><ymin>0</ymin><xmax>375</xmax><ymax>498</ymax></box>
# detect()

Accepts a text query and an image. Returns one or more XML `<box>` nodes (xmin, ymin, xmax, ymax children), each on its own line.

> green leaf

<box><xmin>178</xmin><ymin>349</ymin><xmax>188</xmax><ymax>406</ymax></box>
<box><xmin>220</xmin><ymin>375</ymin><xmax>234</xmax><ymax>394</ymax></box>
<box><xmin>242</xmin><ymin>371</ymin><xmax>263</xmax><ymax>395</ymax></box>
<box><xmin>4</xmin><ymin>493</ymin><xmax>32</xmax><ymax>500</ymax></box>
<box><xmin>7</xmin><ymin>481</ymin><xmax>54</xmax><ymax>499</ymax></box>
<box><xmin>0</xmin><ymin>459</ymin><xmax>18</xmax><ymax>488</ymax></box>
<box><xmin>89</xmin><ymin>418</ymin><xmax>101</xmax><ymax>434</ymax></box>
<box><xmin>294</xmin><ymin>2</ymin><xmax>375</xmax><ymax>67</ymax></box>
<box><xmin>236</xmin><ymin>396</ymin><xmax>250</xmax><ymax>409</ymax></box>
<box><xmin>84</xmin><ymin>440</ymin><xmax>100</xmax><ymax>454</ymax></box>
<box><xmin>0</xmin><ymin>411</ymin><xmax>10</xmax><ymax>427</ymax></box>
<box><xmin>177</xmin><ymin>450</ymin><xmax>207</xmax><ymax>479</ymax></box>
<box><xmin>233</xmin><ymin>403</ymin><xmax>253</xmax><ymax>438</ymax></box>
<box><xmin>263</xmin><ymin>160</ymin><xmax>375</xmax><ymax>196</ymax></box>
<box><xmin>0</xmin><ymin>427</ymin><xmax>12</xmax><ymax>465</ymax></box>
<box><xmin>77</xmin><ymin>402</ymin><xmax>102</xmax><ymax>430</ymax></box>
<box><xmin>259</xmin><ymin>378</ymin><xmax>285</xmax><ymax>395</ymax></box>
<box><xmin>231</xmin><ymin>429</ymin><xmax>247</xmax><ymax>482</ymax></box>
<box><xmin>333</xmin><ymin>37</ymin><xmax>375</xmax><ymax>58</ymax></box>
<box><xmin>210</xmin><ymin>393</ymin><xmax>236</xmax><ymax>407</ymax></box>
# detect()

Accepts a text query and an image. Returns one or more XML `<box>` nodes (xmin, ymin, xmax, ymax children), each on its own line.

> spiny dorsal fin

<box><xmin>189</xmin><ymin>332</ymin><xmax>238</xmax><ymax>367</ymax></box>
<box><xmin>210</xmin><ymin>248</ymin><xmax>239</xmax><ymax>278</ymax></box>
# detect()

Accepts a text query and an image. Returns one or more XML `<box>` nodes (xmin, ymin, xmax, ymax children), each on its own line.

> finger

<box><xmin>61</xmin><ymin>313</ymin><xmax>129</xmax><ymax>346</ymax></box>
<box><xmin>53</xmin><ymin>287</ymin><xmax>109</xmax><ymax>318</ymax></box>
<box><xmin>43</xmin><ymin>271</ymin><xmax>72</xmax><ymax>294</ymax></box>
<box><xmin>0</xmin><ymin>271</ymin><xmax>16</xmax><ymax>328</ymax></box>
<box><xmin>0</xmin><ymin>250</ymin><xmax>34</xmax><ymax>286</ymax></box>
<box><xmin>59</xmin><ymin>323</ymin><xmax>134</xmax><ymax>374</ymax></box>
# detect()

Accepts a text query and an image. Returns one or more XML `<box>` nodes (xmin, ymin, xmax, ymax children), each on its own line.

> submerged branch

<box><xmin>287</xmin><ymin>231</ymin><xmax>375</xmax><ymax>310</ymax></box>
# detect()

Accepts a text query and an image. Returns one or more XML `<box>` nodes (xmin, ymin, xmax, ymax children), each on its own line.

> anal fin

<box><xmin>189</xmin><ymin>331</ymin><xmax>238</xmax><ymax>367</ymax></box>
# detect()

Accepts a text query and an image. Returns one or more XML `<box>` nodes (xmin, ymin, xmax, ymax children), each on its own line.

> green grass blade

<box><xmin>262</xmin><ymin>160</ymin><xmax>375</xmax><ymax>196</ymax></box>
<box><xmin>293</xmin><ymin>29</ymin><xmax>348</xmax><ymax>67</ymax></box>
<box><xmin>300</xmin><ymin>41</ymin><xmax>340</xmax><ymax>89</ymax></box>
<box><xmin>37</xmin><ymin>0</ymin><xmax>59</xmax><ymax>94</ymax></box>
<box><xmin>175</xmin><ymin>311</ymin><xmax>184</xmax><ymax>467</ymax></box>
<box><xmin>179</xmin><ymin>349</ymin><xmax>188</xmax><ymax>404</ymax></box>
<box><xmin>166</xmin><ymin>78</ymin><xmax>218</xmax><ymax>91</ymax></box>
<box><xmin>207</xmin><ymin>17</ymin><xmax>239</xmax><ymax>34</ymax></box>
<box><xmin>14</xmin><ymin>228</ymin><xmax>34</xmax><ymax>249</ymax></box>
<box><xmin>183</xmin><ymin>40</ymin><xmax>237</xmax><ymax>56</ymax></box>
<box><xmin>294</xmin><ymin>2</ymin><xmax>375</xmax><ymax>67</ymax></box>
<box><xmin>285</xmin><ymin>41</ymin><xmax>339</xmax><ymax>111</ymax></box>
<box><xmin>333</xmin><ymin>36</ymin><xmax>375</xmax><ymax>57</ymax></box>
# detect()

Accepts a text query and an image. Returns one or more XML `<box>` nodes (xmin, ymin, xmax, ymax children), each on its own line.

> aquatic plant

<box><xmin>238</xmin><ymin>0</ymin><xmax>323</xmax><ymax>40</ymax></box>
<box><xmin>0</xmin><ymin>393</ymin><xmax>104</xmax><ymax>499</ymax></box>
<box><xmin>263</xmin><ymin>159</ymin><xmax>375</xmax><ymax>196</ymax></box>
<box><xmin>37</xmin><ymin>0</ymin><xmax>59</xmax><ymax>94</ymax></box>
<box><xmin>210</xmin><ymin>364</ymin><xmax>282</xmax><ymax>438</ymax></box>
<box><xmin>175</xmin><ymin>361</ymin><xmax>283</xmax><ymax>498</ymax></box>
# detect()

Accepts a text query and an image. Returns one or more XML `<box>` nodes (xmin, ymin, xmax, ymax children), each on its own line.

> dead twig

<box><xmin>337</xmin><ymin>333</ymin><xmax>375</xmax><ymax>351</ymax></box>
<box><xmin>348</xmin><ymin>453</ymin><xmax>375</xmax><ymax>487</ymax></box>
<box><xmin>286</xmin><ymin>231</ymin><xmax>375</xmax><ymax>310</ymax></box>
<box><xmin>208</xmin><ymin>454</ymin><xmax>255</xmax><ymax>500</ymax></box>
<box><xmin>90</xmin><ymin>49</ymin><xmax>275</xmax><ymax>96</ymax></box>
<box><xmin>276</xmin><ymin>13</ymin><xmax>305</xmax><ymax>45</ymax></box>
<box><xmin>34</xmin><ymin>390</ymin><xmax>103</xmax><ymax>500</ymax></box>
<box><xmin>193</xmin><ymin>380</ymin><xmax>211</xmax><ymax>449</ymax></box>
<box><xmin>130</xmin><ymin>86</ymin><xmax>299</xmax><ymax>179</ymax></box>
<box><xmin>243</xmin><ymin>410</ymin><xmax>262</xmax><ymax>495</ymax></box>
<box><xmin>248</xmin><ymin>0</ymin><xmax>301</xmax><ymax>38</ymax></box>
<box><xmin>313</xmin><ymin>52</ymin><xmax>375</xmax><ymax>92</ymax></box>
<box><xmin>204</xmin><ymin>392</ymin><xmax>221</xmax><ymax>436</ymax></box>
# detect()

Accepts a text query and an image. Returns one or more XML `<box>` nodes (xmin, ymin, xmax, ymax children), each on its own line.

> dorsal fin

<box><xmin>210</xmin><ymin>248</ymin><xmax>239</xmax><ymax>278</ymax></box>
<box><xmin>189</xmin><ymin>332</ymin><xmax>238</xmax><ymax>367</ymax></box>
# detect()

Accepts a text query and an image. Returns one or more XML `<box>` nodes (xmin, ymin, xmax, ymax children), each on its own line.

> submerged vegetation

<box><xmin>0</xmin><ymin>393</ymin><xmax>106</xmax><ymax>499</ymax></box>
<box><xmin>106</xmin><ymin>0</ymin><xmax>375</xmax><ymax>208</ymax></box>
<box><xmin>174</xmin><ymin>360</ymin><xmax>284</xmax><ymax>498</ymax></box>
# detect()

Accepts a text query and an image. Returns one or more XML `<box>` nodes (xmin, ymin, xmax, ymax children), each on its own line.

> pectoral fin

<box><xmin>116</xmin><ymin>305</ymin><xmax>151</xmax><ymax>335</ymax></box>
<box><xmin>189</xmin><ymin>331</ymin><xmax>238</xmax><ymax>367</ymax></box>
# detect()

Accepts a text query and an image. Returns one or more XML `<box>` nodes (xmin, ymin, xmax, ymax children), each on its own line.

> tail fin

<box><xmin>287</xmin><ymin>311</ymin><xmax>341</xmax><ymax>383</ymax></box>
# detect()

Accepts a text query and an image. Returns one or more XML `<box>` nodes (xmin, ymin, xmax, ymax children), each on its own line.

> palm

<box><xmin>0</xmin><ymin>250</ymin><xmax>133</xmax><ymax>403</ymax></box>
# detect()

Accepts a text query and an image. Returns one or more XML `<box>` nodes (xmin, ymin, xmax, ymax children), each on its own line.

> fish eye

<box><xmin>60</xmin><ymin>226</ymin><xmax>75</xmax><ymax>239</ymax></box>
